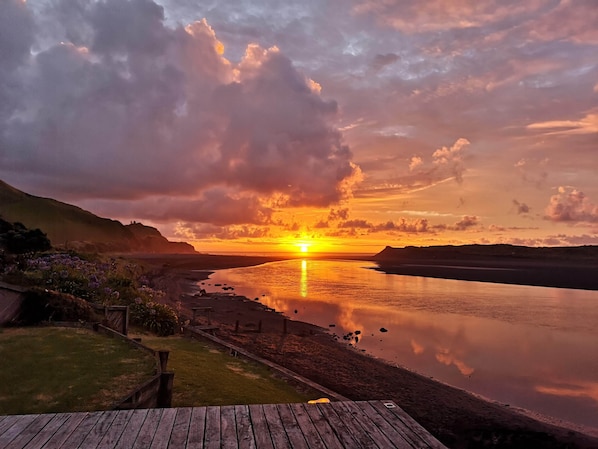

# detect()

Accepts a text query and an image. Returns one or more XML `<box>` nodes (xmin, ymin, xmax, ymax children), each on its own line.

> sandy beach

<box><xmin>134</xmin><ymin>253</ymin><xmax>598</xmax><ymax>449</ymax></box>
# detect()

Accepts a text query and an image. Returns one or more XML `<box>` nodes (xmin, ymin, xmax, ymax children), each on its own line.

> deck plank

<box><xmin>203</xmin><ymin>406</ymin><xmax>221</xmax><ymax>449</ymax></box>
<box><xmin>39</xmin><ymin>413</ymin><xmax>88</xmax><ymax>449</ymax></box>
<box><xmin>186</xmin><ymin>407</ymin><xmax>207</xmax><ymax>449</ymax></box>
<box><xmin>150</xmin><ymin>407</ymin><xmax>177</xmax><ymax>449</ymax></box>
<box><xmin>0</xmin><ymin>415</ymin><xmax>37</xmax><ymax>448</ymax></box>
<box><xmin>95</xmin><ymin>409</ymin><xmax>134</xmax><ymax>449</ymax></box>
<box><xmin>234</xmin><ymin>405</ymin><xmax>256</xmax><ymax>449</ymax></box>
<box><xmin>220</xmin><ymin>405</ymin><xmax>238</xmax><ymax>449</ymax></box>
<box><xmin>5</xmin><ymin>414</ymin><xmax>55</xmax><ymax>449</ymax></box>
<box><xmin>131</xmin><ymin>408</ymin><xmax>163</xmax><ymax>449</ymax></box>
<box><xmin>287</xmin><ymin>404</ymin><xmax>327</xmax><ymax>449</ymax></box>
<box><xmin>354</xmin><ymin>402</ymin><xmax>417</xmax><ymax>449</ymax></box>
<box><xmin>78</xmin><ymin>410</ymin><xmax>119</xmax><ymax>449</ymax></box>
<box><xmin>113</xmin><ymin>409</ymin><xmax>149</xmax><ymax>449</ymax></box>
<box><xmin>261</xmin><ymin>404</ymin><xmax>291</xmax><ymax>449</ymax></box>
<box><xmin>22</xmin><ymin>414</ymin><xmax>70</xmax><ymax>449</ymax></box>
<box><xmin>167</xmin><ymin>407</ymin><xmax>192</xmax><ymax>449</ymax></box>
<box><xmin>338</xmin><ymin>401</ymin><xmax>399</xmax><ymax>449</ymax></box>
<box><xmin>276</xmin><ymin>404</ymin><xmax>309</xmax><ymax>449</ymax></box>
<box><xmin>368</xmin><ymin>401</ymin><xmax>446</xmax><ymax>449</ymax></box>
<box><xmin>302</xmin><ymin>404</ymin><xmax>345</xmax><ymax>449</ymax></box>
<box><xmin>247</xmin><ymin>404</ymin><xmax>274</xmax><ymax>449</ymax></box>
<box><xmin>316</xmin><ymin>403</ymin><xmax>369</xmax><ymax>449</ymax></box>
<box><xmin>60</xmin><ymin>411</ymin><xmax>105</xmax><ymax>449</ymax></box>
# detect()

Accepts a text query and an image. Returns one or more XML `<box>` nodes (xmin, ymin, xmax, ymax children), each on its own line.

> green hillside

<box><xmin>0</xmin><ymin>180</ymin><xmax>195</xmax><ymax>253</ymax></box>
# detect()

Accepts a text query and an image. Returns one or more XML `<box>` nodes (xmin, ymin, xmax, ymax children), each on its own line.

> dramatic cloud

<box><xmin>0</xmin><ymin>0</ymin><xmax>360</xmax><ymax>224</ymax></box>
<box><xmin>545</xmin><ymin>187</ymin><xmax>598</xmax><ymax>223</ymax></box>
<box><xmin>513</xmin><ymin>200</ymin><xmax>531</xmax><ymax>215</ymax></box>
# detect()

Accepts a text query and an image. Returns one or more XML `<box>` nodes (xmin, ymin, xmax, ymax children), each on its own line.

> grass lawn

<box><xmin>138</xmin><ymin>334</ymin><xmax>316</xmax><ymax>406</ymax></box>
<box><xmin>0</xmin><ymin>327</ymin><xmax>156</xmax><ymax>415</ymax></box>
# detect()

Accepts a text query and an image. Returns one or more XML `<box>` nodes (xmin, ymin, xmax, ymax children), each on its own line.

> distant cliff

<box><xmin>0</xmin><ymin>179</ymin><xmax>196</xmax><ymax>254</ymax></box>
<box><xmin>373</xmin><ymin>244</ymin><xmax>598</xmax><ymax>290</ymax></box>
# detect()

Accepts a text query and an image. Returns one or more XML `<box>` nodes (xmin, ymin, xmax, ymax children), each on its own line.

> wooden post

<box><xmin>158</xmin><ymin>350</ymin><xmax>169</xmax><ymax>372</ymax></box>
<box><xmin>206</xmin><ymin>309</ymin><xmax>211</xmax><ymax>325</ymax></box>
<box><xmin>157</xmin><ymin>372</ymin><xmax>174</xmax><ymax>408</ymax></box>
<box><xmin>258</xmin><ymin>320</ymin><xmax>262</xmax><ymax>333</ymax></box>
<box><xmin>235</xmin><ymin>320</ymin><xmax>239</xmax><ymax>333</ymax></box>
<box><xmin>283</xmin><ymin>319</ymin><xmax>288</xmax><ymax>334</ymax></box>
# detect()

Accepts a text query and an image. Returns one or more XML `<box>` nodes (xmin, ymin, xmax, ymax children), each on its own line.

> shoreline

<box><xmin>139</xmin><ymin>254</ymin><xmax>598</xmax><ymax>449</ymax></box>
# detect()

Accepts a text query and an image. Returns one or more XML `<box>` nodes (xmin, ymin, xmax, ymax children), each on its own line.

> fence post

<box><xmin>158</xmin><ymin>351</ymin><xmax>169</xmax><ymax>372</ymax></box>
<box><xmin>157</xmin><ymin>372</ymin><xmax>174</xmax><ymax>408</ymax></box>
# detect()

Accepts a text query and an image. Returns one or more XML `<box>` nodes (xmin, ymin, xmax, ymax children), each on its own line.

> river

<box><xmin>199</xmin><ymin>258</ymin><xmax>598</xmax><ymax>431</ymax></box>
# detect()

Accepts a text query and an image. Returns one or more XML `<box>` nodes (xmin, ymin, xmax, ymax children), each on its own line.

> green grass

<box><xmin>0</xmin><ymin>327</ymin><xmax>156</xmax><ymax>414</ymax></box>
<box><xmin>138</xmin><ymin>335</ymin><xmax>315</xmax><ymax>406</ymax></box>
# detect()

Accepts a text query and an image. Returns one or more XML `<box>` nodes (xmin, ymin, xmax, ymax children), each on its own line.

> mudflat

<box><xmin>136</xmin><ymin>253</ymin><xmax>598</xmax><ymax>449</ymax></box>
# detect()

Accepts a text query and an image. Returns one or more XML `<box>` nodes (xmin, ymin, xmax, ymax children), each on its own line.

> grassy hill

<box><xmin>0</xmin><ymin>180</ymin><xmax>195</xmax><ymax>253</ymax></box>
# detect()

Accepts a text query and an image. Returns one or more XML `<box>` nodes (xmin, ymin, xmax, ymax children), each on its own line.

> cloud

<box><xmin>432</xmin><ymin>138</ymin><xmax>470</xmax><ymax>184</ymax></box>
<box><xmin>0</xmin><ymin>0</ymin><xmax>361</xmax><ymax>224</ymax></box>
<box><xmin>453</xmin><ymin>215</ymin><xmax>480</xmax><ymax>231</ymax></box>
<box><xmin>545</xmin><ymin>187</ymin><xmax>598</xmax><ymax>223</ymax></box>
<box><xmin>527</xmin><ymin>112</ymin><xmax>598</xmax><ymax>136</ymax></box>
<box><xmin>512</xmin><ymin>199</ymin><xmax>531</xmax><ymax>215</ymax></box>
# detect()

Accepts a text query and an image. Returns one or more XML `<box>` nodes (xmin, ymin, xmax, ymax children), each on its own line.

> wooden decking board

<box><xmin>355</xmin><ymin>402</ymin><xmax>416</xmax><ymax>449</ymax></box>
<box><xmin>112</xmin><ymin>409</ymin><xmax>148</xmax><ymax>449</ymax></box>
<box><xmin>219</xmin><ymin>405</ymin><xmax>238</xmax><ymax>449</ymax></box>
<box><xmin>78</xmin><ymin>410</ymin><xmax>120</xmax><ymax>449</ymax></box>
<box><xmin>150</xmin><ymin>407</ymin><xmax>178</xmax><ymax>449</ymax></box>
<box><xmin>21</xmin><ymin>413</ymin><xmax>70</xmax><ymax>449</ymax></box>
<box><xmin>302</xmin><ymin>404</ymin><xmax>345</xmax><ymax>449</ymax></box>
<box><xmin>203</xmin><ymin>406</ymin><xmax>221</xmax><ymax>449</ymax></box>
<box><xmin>5</xmin><ymin>414</ymin><xmax>55</xmax><ymax>449</ymax></box>
<box><xmin>131</xmin><ymin>408</ymin><xmax>163</xmax><ymax>449</ymax></box>
<box><xmin>247</xmin><ymin>404</ymin><xmax>274</xmax><ymax>449</ymax></box>
<box><xmin>233</xmin><ymin>405</ymin><xmax>256</xmax><ymax>449</ymax></box>
<box><xmin>370</xmin><ymin>401</ymin><xmax>446</xmax><ymax>449</ymax></box>
<box><xmin>275</xmin><ymin>404</ymin><xmax>309</xmax><ymax>449</ymax></box>
<box><xmin>39</xmin><ymin>412</ymin><xmax>88</xmax><ymax>449</ymax></box>
<box><xmin>186</xmin><ymin>406</ymin><xmax>206</xmax><ymax>449</ymax></box>
<box><xmin>0</xmin><ymin>401</ymin><xmax>447</xmax><ymax>449</ymax></box>
<box><xmin>167</xmin><ymin>408</ymin><xmax>192</xmax><ymax>449</ymax></box>
<box><xmin>0</xmin><ymin>415</ymin><xmax>38</xmax><ymax>448</ymax></box>
<box><xmin>260</xmin><ymin>404</ymin><xmax>290</xmax><ymax>448</ymax></box>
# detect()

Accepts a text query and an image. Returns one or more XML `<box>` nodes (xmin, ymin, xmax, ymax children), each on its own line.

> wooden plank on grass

<box><xmin>369</xmin><ymin>401</ymin><xmax>446</xmax><ymax>449</ymax></box>
<box><xmin>247</xmin><ymin>404</ymin><xmax>274</xmax><ymax>449</ymax></box>
<box><xmin>203</xmin><ymin>406</ymin><xmax>221</xmax><ymax>449</ymax></box>
<box><xmin>5</xmin><ymin>414</ymin><xmax>55</xmax><ymax>449</ymax></box>
<box><xmin>234</xmin><ymin>405</ymin><xmax>256</xmax><ymax>449</ymax></box>
<box><xmin>186</xmin><ymin>407</ymin><xmax>207</xmax><ymax>449</ymax></box>
<box><xmin>220</xmin><ymin>405</ymin><xmax>238</xmax><ymax>449</ymax></box>
<box><xmin>167</xmin><ymin>407</ymin><xmax>192</xmax><ymax>448</ymax></box>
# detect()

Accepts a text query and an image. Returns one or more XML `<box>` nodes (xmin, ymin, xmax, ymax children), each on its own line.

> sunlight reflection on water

<box><xmin>201</xmin><ymin>259</ymin><xmax>598</xmax><ymax>430</ymax></box>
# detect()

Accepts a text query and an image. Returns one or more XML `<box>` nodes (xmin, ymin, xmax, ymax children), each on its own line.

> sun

<box><xmin>299</xmin><ymin>243</ymin><xmax>310</xmax><ymax>253</ymax></box>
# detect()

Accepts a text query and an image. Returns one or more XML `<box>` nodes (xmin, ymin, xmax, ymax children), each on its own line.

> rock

<box><xmin>380</xmin><ymin>327</ymin><xmax>388</xmax><ymax>333</ymax></box>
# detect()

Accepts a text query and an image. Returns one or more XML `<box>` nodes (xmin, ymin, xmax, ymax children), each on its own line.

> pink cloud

<box><xmin>545</xmin><ymin>187</ymin><xmax>598</xmax><ymax>223</ymax></box>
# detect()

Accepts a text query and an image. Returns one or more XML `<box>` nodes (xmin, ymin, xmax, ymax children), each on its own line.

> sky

<box><xmin>1</xmin><ymin>0</ymin><xmax>597</xmax><ymax>254</ymax></box>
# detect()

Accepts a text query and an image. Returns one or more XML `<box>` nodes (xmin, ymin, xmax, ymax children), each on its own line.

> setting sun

<box><xmin>297</xmin><ymin>242</ymin><xmax>310</xmax><ymax>253</ymax></box>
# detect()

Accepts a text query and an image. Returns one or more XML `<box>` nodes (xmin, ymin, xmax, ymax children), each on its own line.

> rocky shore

<box><xmin>138</xmin><ymin>253</ymin><xmax>598</xmax><ymax>449</ymax></box>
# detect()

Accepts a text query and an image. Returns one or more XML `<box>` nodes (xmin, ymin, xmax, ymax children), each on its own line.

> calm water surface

<box><xmin>200</xmin><ymin>259</ymin><xmax>598</xmax><ymax>430</ymax></box>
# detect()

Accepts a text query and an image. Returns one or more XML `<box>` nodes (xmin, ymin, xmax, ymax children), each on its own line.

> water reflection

<box><xmin>203</xmin><ymin>259</ymin><xmax>598</xmax><ymax>430</ymax></box>
<box><xmin>300</xmin><ymin>259</ymin><xmax>307</xmax><ymax>297</ymax></box>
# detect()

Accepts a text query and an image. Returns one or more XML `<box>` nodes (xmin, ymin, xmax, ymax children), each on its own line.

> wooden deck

<box><xmin>0</xmin><ymin>400</ymin><xmax>447</xmax><ymax>448</ymax></box>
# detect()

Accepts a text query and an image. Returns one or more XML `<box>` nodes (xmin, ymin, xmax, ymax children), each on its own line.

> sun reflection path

<box><xmin>300</xmin><ymin>259</ymin><xmax>307</xmax><ymax>297</ymax></box>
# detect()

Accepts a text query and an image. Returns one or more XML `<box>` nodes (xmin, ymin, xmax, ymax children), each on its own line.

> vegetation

<box><xmin>0</xmin><ymin>218</ymin><xmax>51</xmax><ymax>254</ymax></box>
<box><xmin>0</xmin><ymin>327</ymin><xmax>156</xmax><ymax>414</ymax></box>
<box><xmin>139</xmin><ymin>335</ymin><xmax>315</xmax><ymax>406</ymax></box>
<box><xmin>2</xmin><ymin>252</ymin><xmax>179</xmax><ymax>335</ymax></box>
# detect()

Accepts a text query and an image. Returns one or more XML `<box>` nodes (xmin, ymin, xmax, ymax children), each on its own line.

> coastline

<box><xmin>139</xmin><ymin>253</ymin><xmax>598</xmax><ymax>449</ymax></box>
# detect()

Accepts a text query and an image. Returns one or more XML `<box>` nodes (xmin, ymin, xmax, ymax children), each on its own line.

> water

<box><xmin>199</xmin><ymin>259</ymin><xmax>598</xmax><ymax>431</ymax></box>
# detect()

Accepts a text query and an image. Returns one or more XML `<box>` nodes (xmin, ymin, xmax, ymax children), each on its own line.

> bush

<box><xmin>17</xmin><ymin>288</ymin><xmax>98</xmax><ymax>325</ymax></box>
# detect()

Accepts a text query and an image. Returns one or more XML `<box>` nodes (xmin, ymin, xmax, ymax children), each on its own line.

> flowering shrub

<box><xmin>6</xmin><ymin>252</ymin><xmax>178</xmax><ymax>335</ymax></box>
